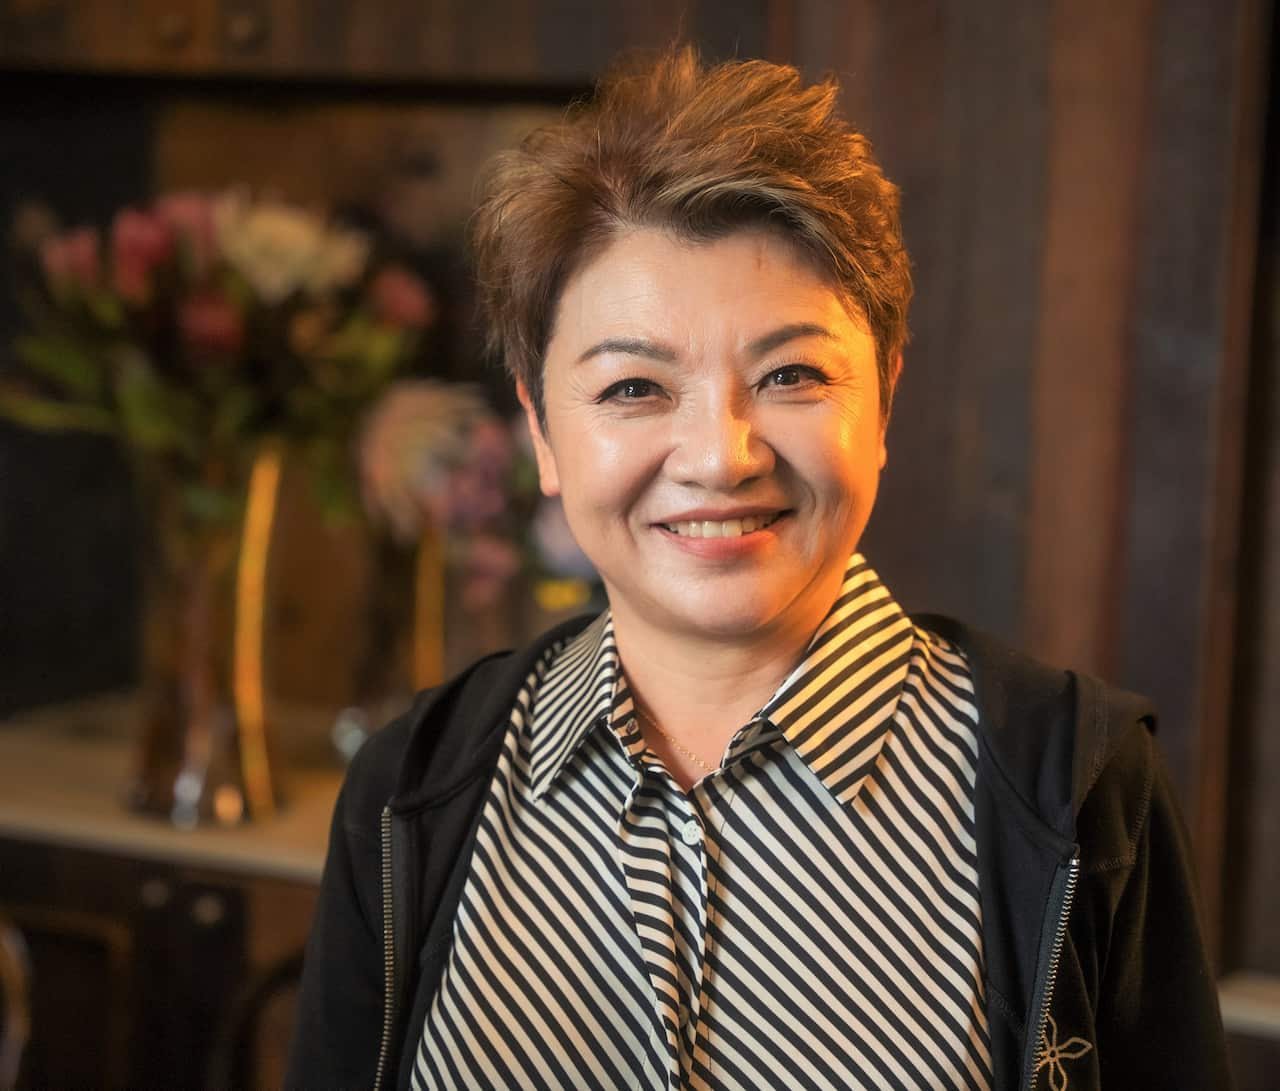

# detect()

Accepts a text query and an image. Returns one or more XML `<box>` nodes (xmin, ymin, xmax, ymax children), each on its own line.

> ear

<box><xmin>879</xmin><ymin>351</ymin><xmax>903</xmax><ymax>471</ymax></box>
<box><xmin>516</xmin><ymin>380</ymin><xmax>561</xmax><ymax>497</ymax></box>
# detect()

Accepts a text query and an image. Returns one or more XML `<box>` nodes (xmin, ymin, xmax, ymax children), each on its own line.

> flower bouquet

<box><xmin>2</xmin><ymin>191</ymin><xmax>433</xmax><ymax>824</ymax></box>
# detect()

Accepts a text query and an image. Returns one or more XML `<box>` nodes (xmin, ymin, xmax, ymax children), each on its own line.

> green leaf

<box><xmin>0</xmin><ymin>385</ymin><xmax>116</xmax><ymax>434</ymax></box>
<box><xmin>222</xmin><ymin>270</ymin><xmax>255</xmax><ymax>310</ymax></box>
<box><xmin>212</xmin><ymin>385</ymin><xmax>261</xmax><ymax>442</ymax></box>
<box><xmin>114</xmin><ymin>359</ymin><xmax>199</xmax><ymax>457</ymax></box>
<box><xmin>321</xmin><ymin>317</ymin><xmax>408</xmax><ymax>394</ymax></box>
<box><xmin>304</xmin><ymin>437</ymin><xmax>358</xmax><ymax>523</ymax></box>
<box><xmin>181</xmin><ymin>482</ymin><xmax>242</xmax><ymax>525</ymax></box>
<box><xmin>510</xmin><ymin>456</ymin><xmax>542</xmax><ymax>497</ymax></box>
<box><xmin>285</xmin><ymin>386</ymin><xmax>328</xmax><ymax>427</ymax></box>
<box><xmin>13</xmin><ymin>335</ymin><xmax>105</xmax><ymax>399</ymax></box>
<box><xmin>362</xmin><ymin>326</ymin><xmax>405</xmax><ymax>386</ymax></box>
<box><xmin>86</xmin><ymin>292</ymin><xmax>125</xmax><ymax>329</ymax></box>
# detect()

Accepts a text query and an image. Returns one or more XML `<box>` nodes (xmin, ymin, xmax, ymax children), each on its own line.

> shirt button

<box><xmin>681</xmin><ymin>819</ymin><xmax>701</xmax><ymax>846</ymax></box>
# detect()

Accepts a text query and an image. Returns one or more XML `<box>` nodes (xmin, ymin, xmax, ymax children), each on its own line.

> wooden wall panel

<box><xmin>853</xmin><ymin>0</ymin><xmax>1053</xmax><ymax>646</ymax></box>
<box><xmin>691</xmin><ymin>0</ymin><xmax>774</xmax><ymax>61</ymax></box>
<box><xmin>1116</xmin><ymin>0</ymin><xmax>1268</xmax><ymax>952</ymax></box>
<box><xmin>1023</xmin><ymin>0</ymin><xmax>1156</xmax><ymax>677</ymax></box>
<box><xmin>1227</xmin><ymin>12</ymin><xmax>1280</xmax><ymax>974</ymax></box>
<box><xmin>1231</xmin><ymin>259</ymin><xmax>1280</xmax><ymax>974</ymax></box>
<box><xmin>1118</xmin><ymin>0</ymin><xmax>1242</xmax><ymax>808</ymax></box>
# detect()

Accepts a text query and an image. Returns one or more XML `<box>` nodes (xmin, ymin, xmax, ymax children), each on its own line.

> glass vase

<box><xmin>125</xmin><ymin>446</ymin><xmax>283</xmax><ymax>827</ymax></box>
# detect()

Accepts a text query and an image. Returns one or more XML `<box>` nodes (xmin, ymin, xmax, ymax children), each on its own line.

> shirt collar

<box><xmin>528</xmin><ymin>553</ymin><xmax>915</xmax><ymax>805</ymax></box>
<box><xmin>527</xmin><ymin>612</ymin><xmax>620</xmax><ymax>800</ymax></box>
<box><xmin>760</xmin><ymin>553</ymin><xmax>915</xmax><ymax>804</ymax></box>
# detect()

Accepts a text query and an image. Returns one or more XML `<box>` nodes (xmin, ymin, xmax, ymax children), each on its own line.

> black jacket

<box><xmin>287</xmin><ymin>616</ymin><xmax>1230</xmax><ymax>1090</ymax></box>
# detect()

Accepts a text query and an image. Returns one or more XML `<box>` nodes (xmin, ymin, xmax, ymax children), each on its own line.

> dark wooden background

<box><xmin>1</xmin><ymin>0</ymin><xmax>1276</xmax><ymax>1082</ymax></box>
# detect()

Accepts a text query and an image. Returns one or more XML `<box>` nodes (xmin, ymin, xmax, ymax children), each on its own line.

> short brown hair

<box><xmin>471</xmin><ymin>46</ymin><xmax>912</xmax><ymax>422</ymax></box>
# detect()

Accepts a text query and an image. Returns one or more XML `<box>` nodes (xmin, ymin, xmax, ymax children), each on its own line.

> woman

<box><xmin>289</xmin><ymin>49</ymin><xmax>1228</xmax><ymax>1090</ymax></box>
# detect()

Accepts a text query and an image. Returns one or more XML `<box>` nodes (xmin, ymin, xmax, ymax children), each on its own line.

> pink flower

<box><xmin>40</xmin><ymin>227</ymin><xmax>102</xmax><ymax>292</ymax></box>
<box><xmin>459</xmin><ymin>534</ymin><xmax>522</xmax><ymax>610</ymax></box>
<box><xmin>469</xmin><ymin>417</ymin><xmax>512</xmax><ymax>467</ymax></box>
<box><xmin>157</xmin><ymin>193</ymin><xmax>218</xmax><ymax>277</ymax></box>
<box><xmin>111</xmin><ymin>208</ymin><xmax>174</xmax><ymax>304</ymax></box>
<box><xmin>441</xmin><ymin>418</ymin><xmax>512</xmax><ymax>530</ymax></box>
<box><xmin>369</xmin><ymin>265</ymin><xmax>434</xmax><ymax>328</ymax></box>
<box><xmin>178</xmin><ymin>292</ymin><xmax>244</xmax><ymax>357</ymax></box>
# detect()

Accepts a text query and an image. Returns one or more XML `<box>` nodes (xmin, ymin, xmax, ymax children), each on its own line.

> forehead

<box><xmin>547</xmin><ymin>226</ymin><xmax>867</xmax><ymax>352</ymax></box>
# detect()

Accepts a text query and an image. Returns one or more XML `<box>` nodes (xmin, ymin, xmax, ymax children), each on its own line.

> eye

<box><xmin>598</xmin><ymin>378</ymin><xmax>661</xmax><ymax>402</ymax></box>
<box><xmin>762</xmin><ymin>364</ymin><xmax>826</xmax><ymax>389</ymax></box>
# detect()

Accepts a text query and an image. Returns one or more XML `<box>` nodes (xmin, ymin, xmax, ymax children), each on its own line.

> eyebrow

<box><xmin>576</xmin><ymin>337</ymin><xmax>677</xmax><ymax>365</ymax></box>
<box><xmin>575</xmin><ymin>323</ymin><xmax>835</xmax><ymax>365</ymax></box>
<box><xmin>748</xmin><ymin>322</ymin><xmax>836</xmax><ymax>356</ymax></box>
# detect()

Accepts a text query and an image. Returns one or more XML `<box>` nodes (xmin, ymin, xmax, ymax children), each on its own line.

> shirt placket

<box><xmin>667</xmin><ymin>785</ymin><xmax>709</xmax><ymax>1078</ymax></box>
<box><xmin>613</xmin><ymin>744</ymin><xmax>684</xmax><ymax>1087</ymax></box>
<box><xmin>614</xmin><ymin>715</ymin><xmax>714</xmax><ymax>1089</ymax></box>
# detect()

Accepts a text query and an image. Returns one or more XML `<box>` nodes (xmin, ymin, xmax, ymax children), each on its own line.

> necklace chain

<box><xmin>633</xmin><ymin>702</ymin><xmax>717</xmax><ymax>774</ymax></box>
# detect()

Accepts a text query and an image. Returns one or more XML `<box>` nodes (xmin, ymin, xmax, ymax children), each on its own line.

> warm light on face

<box><xmin>519</xmin><ymin>227</ymin><xmax>887</xmax><ymax>650</ymax></box>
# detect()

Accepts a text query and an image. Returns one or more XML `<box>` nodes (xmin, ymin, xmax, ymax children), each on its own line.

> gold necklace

<box><xmin>633</xmin><ymin>702</ymin><xmax>717</xmax><ymax>774</ymax></box>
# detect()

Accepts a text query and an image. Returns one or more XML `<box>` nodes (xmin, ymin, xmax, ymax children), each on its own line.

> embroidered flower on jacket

<box><xmin>1037</xmin><ymin>1013</ymin><xmax>1094</xmax><ymax>1091</ymax></box>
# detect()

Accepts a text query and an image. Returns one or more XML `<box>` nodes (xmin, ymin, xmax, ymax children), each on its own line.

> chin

<box><xmin>644</xmin><ymin>580</ymin><xmax>811</xmax><ymax>643</ymax></box>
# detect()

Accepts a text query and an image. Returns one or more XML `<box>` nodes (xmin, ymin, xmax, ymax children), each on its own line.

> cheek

<box><xmin>805</xmin><ymin>416</ymin><xmax>860</xmax><ymax>474</ymax></box>
<box><xmin>555</xmin><ymin>421</ymin><xmax>654</xmax><ymax>523</ymax></box>
<box><xmin>799</xmin><ymin>418</ymin><xmax>882</xmax><ymax>512</ymax></box>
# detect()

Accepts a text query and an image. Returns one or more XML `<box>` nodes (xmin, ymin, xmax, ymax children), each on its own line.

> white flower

<box><xmin>214</xmin><ymin>191</ymin><xmax>369</xmax><ymax>304</ymax></box>
<box><xmin>307</xmin><ymin>228</ymin><xmax>370</xmax><ymax>296</ymax></box>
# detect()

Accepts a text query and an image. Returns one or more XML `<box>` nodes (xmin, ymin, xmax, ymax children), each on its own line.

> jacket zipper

<box><xmin>373</xmin><ymin>805</ymin><xmax>396</xmax><ymax>1091</ymax></box>
<box><xmin>1024</xmin><ymin>854</ymin><xmax>1080</xmax><ymax>1089</ymax></box>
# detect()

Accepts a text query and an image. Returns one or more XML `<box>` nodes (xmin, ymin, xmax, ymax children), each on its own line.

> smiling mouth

<box><xmin>659</xmin><ymin>512</ymin><xmax>785</xmax><ymax>539</ymax></box>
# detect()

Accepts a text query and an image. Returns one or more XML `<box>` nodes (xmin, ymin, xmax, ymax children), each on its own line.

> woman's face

<box><xmin>521</xmin><ymin>227</ymin><xmax>888</xmax><ymax>647</ymax></box>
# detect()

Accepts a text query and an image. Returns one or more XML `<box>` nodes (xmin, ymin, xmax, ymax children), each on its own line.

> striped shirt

<box><xmin>412</xmin><ymin>553</ymin><xmax>993</xmax><ymax>1090</ymax></box>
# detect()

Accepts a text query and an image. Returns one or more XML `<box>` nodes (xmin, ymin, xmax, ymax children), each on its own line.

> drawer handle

<box><xmin>139</xmin><ymin>877</ymin><xmax>173</xmax><ymax>909</ymax></box>
<box><xmin>225</xmin><ymin>10</ymin><xmax>266</xmax><ymax>50</ymax></box>
<box><xmin>191</xmin><ymin>893</ymin><xmax>227</xmax><ymax>927</ymax></box>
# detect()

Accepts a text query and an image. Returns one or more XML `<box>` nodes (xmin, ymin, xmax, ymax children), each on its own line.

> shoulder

<box><xmin>1074</xmin><ymin>720</ymin><xmax>1159</xmax><ymax>874</ymax></box>
<box><xmin>913</xmin><ymin>612</ymin><xmax>1157</xmax><ymax>842</ymax></box>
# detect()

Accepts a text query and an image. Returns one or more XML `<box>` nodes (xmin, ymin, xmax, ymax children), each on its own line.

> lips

<box><xmin>659</xmin><ymin>512</ymin><xmax>785</xmax><ymax>539</ymax></box>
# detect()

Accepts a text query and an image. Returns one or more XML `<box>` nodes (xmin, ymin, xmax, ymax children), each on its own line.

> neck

<box><xmin>609</xmin><ymin>601</ymin><xmax>826</xmax><ymax>749</ymax></box>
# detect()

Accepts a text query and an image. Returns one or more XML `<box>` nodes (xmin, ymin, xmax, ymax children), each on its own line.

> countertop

<box><xmin>0</xmin><ymin>693</ymin><xmax>343</xmax><ymax>883</ymax></box>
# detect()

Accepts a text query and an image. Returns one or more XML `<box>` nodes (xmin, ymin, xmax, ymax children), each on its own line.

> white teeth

<box><xmin>664</xmin><ymin>513</ymin><xmax>781</xmax><ymax>538</ymax></box>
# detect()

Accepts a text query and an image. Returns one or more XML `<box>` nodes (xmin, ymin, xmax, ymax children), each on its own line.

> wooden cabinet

<box><xmin>1</xmin><ymin>841</ymin><xmax>317</xmax><ymax>1089</ymax></box>
<box><xmin>0</xmin><ymin>0</ymin><xmax>776</xmax><ymax>82</ymax></box>
<box><xmin>0</xmin><ymin>698</ymin><xmax>338</xmax><ymax>1089</ymax></box>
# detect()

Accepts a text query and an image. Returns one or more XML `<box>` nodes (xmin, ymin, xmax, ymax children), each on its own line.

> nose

<box><xmin>667</xmin><ymin>397</ymin><xmax>775</xmax><ymax>490</ymax></box>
